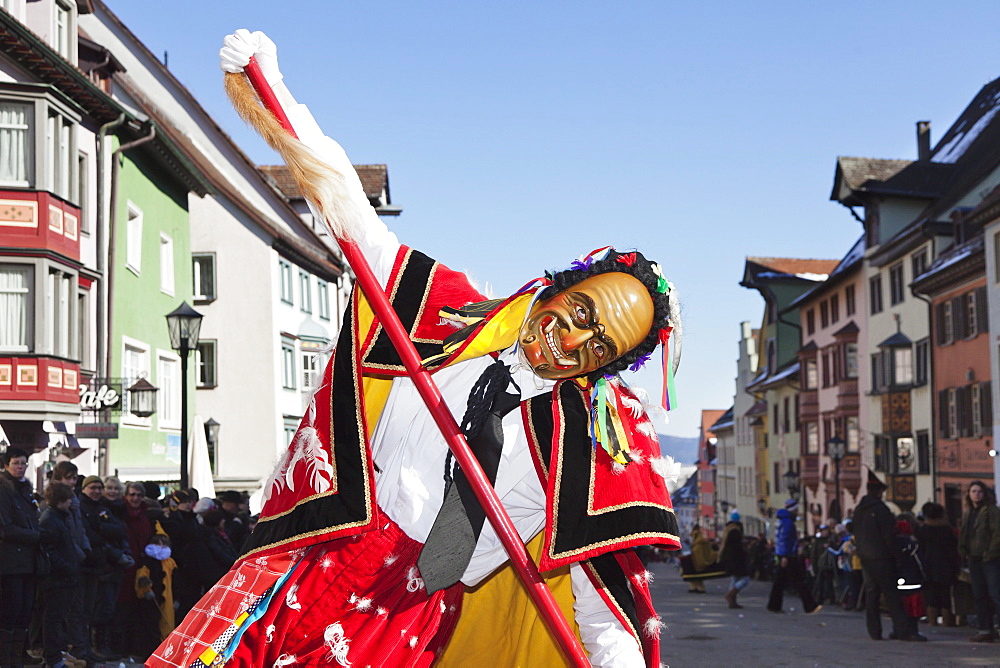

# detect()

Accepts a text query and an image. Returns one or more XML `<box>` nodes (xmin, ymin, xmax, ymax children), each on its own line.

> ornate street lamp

<box><xmin>204</xmin><ymin>417</ymin><xmax>220</xmax><ymax>446</ymax></box>
<box><xmin>782</xmin><ymin>468</ymin><xmax>800</xmax><ymax>501</ymax></box>
<box><xmin>128</xmin><ymin>376</ymin><xmax>159</xmax><ymax>418</ymax></box>
<box><xmin>166</xmin><ymin>301</ymin><xmax>204</xmax><ymax>489</ymax></box>
<box><xmin>204</xmin><ymin>417</ymin><xmax>220</xmax><ymax>474</ymax></box>
<box><xmin>827</xmin><ymin>435</ymin><xmax>847</xmax><ymax>522</ymax></box>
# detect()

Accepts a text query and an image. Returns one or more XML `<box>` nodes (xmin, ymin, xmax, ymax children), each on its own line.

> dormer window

<box><xmin>54</xmin><ymin>1</ymin><xmax>71</xmax><ymax>58</ymax></box>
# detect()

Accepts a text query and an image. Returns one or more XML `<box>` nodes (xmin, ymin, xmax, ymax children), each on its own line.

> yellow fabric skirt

<box><xmin>437</xmin><ymin>532</ymin><xmax>583</xmax><ymax>667</ymax></box>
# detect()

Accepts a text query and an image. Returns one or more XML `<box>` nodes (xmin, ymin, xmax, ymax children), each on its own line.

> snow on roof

<box><xmin>765</xmin><ymin>361</ymin><xmax>800</xmax><ymax>385</ymax></box>
<box><xmin>796</xmin><ymin>272</ymin><xmax>830</xmax><ymax>281</ymax></box>
<box><xmin>833</xmin><ymin>236</ymin><xmax>866</xmax><ymax>274</ymax></box>
<box><xmin>914</xmin><ymin>236</ymin><xmax>983</xmax><ymax>282</ymax></box>
<box><xmin>933</xmin><ymin>88</ymin><xmax>1000</xmax><ymax>164</ymax></box>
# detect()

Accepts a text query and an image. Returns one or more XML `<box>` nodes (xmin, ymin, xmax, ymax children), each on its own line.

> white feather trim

<box><xmin>323</xmin><ymin>622</ymin><xmax>352</xmax><ymax>666</ymax></box>
<box><xmin>643</xmin><ymin>615</ymin><xmax>665</xmax><ymax>638</ymax></box>
<box><xmin>651</xmin><ymin>455</ymin><xmax>682</xmax><ymax>483</ymax></box>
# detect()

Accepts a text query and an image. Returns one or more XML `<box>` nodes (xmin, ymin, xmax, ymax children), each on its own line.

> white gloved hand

<box><xmin>219</xmin><ymin>29</ymin><xmax>282</xmax><ymax>86</ymax></box>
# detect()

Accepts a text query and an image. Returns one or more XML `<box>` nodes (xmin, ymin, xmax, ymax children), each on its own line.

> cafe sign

<box><xmin>78</xmin><ymin>379</ymin><xmax>124</xmax><ymax>414</ymax></box>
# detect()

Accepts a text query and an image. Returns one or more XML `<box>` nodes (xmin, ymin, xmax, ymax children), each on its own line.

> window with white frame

<box><xmin>845</xmin><ymin>343</ymin><xmax>858</xmax><ymax>379</ymax></box>
<box><xmin>299</xmin><ymin>271</ymin><xmax>311</xmax><ymax>313</ymax></box>
<box><xmin>157</xmin><ymin>353</ymin><xmax>180</xmax><ymax>429</ymax></box>
<box><xmin>889</xmin><ymin>262</ymin><xmax>905</xmax><ymax>305</ymax></box>
<box><xmin>0</xmin><ymin>264</ymin><xmax>32</xmax><ymax>351</ymax></box>
<box><xmin>894</xmin><ymin>346</ymin><xmax>913</xmax><ymax>386</ymax></box>
<box><xmin>870</xmin><ymin>275</ymin><xmax>884</xmax><ymax>314</ymax></box>
<box><xmin>45</xmin><ymin>111</ymin><xmax>72</xmax><ymax>199</ymax></box>
<box><xmin>915</xmin><ymin>339</ymin><xmax>929</xmax><ymax>385</ymax></box>
<box><xmin>847</xmin><ymin>416</ymin><xmax>860</xmax><ymax>453</ymax></box>
<box><xmin>0</xmin><ymin>94</ymin><xmax>78</xmax><ymax>198</ymax></box>
<box><xmin>77</xmin><ymin>289</ymin><xmax>90</xmax><ymax>370</ymax></box>
<box><xmin>804</xmin><ymin>358</ymin><xmax>818</xmax><ymax>389</ymax></box>
<box><xmin>196</xmin><ymin>340</ymin><xmax>217</xmax><ymax>388</ymax></box>
<box><xmin>121</xmin><ymin>339</ymin><xmax>150</xmax><ymax>425</ymax></box>
<box><xmin>281</xmin><ymin>336</ymin><xmax>296</xmax><ymax>389</ymax></box>
<box><xmin>77</xmin><ymin>152</ymin><xmax>88</xmax><ymax>234</ymax></box>
<box><xmin>279</xmin><ymin>260</ymin><xmax>293</xmax><ymax>304</ymax></box>
<box><xmin>192</xmin><ymin>254</ymin><xmax>216</xmax><ymax>303</ymax></box>
<box><xmin>0</xmin><ymin>102</ymin><xmax>30</xmax><ymax>186</ymax></box>
<box><xmin>159</xmin><ymin>233</ymin><xmax>174</xmax><ymax>295</ymax></box>
<box><xmin>53</xmin><ymin>1</ymin><xmax>72</xmax><ymax>58</ymax></box>
<box><xmin>302</xmin><ymin>351</ymin><xmax>319</xmax><ymax>390</ymax></box>
<box><xmin>126</xmin><ymin>203</ymin><xmax>143</xmax><ymax>274</ymax></box>
<box><xmin>806</xmin><ymin>422</ymin><xmax>819</xmax><ymax>454</ymax></box>
<box><xmin>45</xmin><ymin>268</ymin><xmax>72</xmax><ymax>358</ymax></box>
<box><xmin>318</xmin><ymin>280</ymin><xmax>330</xmax><ymax>320</ymax></box>
<box><xmin>283</xmin><ymin>417</ymin><xmax>299</xmax><ymax>446</ymax></box>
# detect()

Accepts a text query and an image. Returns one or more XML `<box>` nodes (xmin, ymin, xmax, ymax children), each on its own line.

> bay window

<box><xmin>0</xmin><ymin>264</ymin><xmax>32</xmax><ymax>351</ymax></box>
<box><xmin>0</xmin><ymin>89</ymin><xmax>79</xmax><ymax>201</ymax></box>
<box><xmin>0</xmin><ymin>102</ymin><xmax>30</xmax><ymax>186</ymax></box>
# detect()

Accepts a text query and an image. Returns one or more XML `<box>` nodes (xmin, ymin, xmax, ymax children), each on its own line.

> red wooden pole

<box><xmin>243</xmin><ymin>57</ymin><xmax>589</xmax><ymax>667</ymax></box>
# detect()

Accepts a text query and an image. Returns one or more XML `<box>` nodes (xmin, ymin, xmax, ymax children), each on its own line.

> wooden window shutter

<box><xmin>952</xmin><ymin>297</ymin><xmax>966</xmax><ymax>340</ymax></box>
<box><xmin>976</xmin><ymin>286</ymin><xmax>988</xmax><ymax>336</ymax></box>
<box><xmin>939</xmin><ymin>390</ymin><xmax>950</xmax><ymax>439</ymax></box>
<box><xmin>982</xmin><ymin>381</ymin><xmax>993</xmax><ymax>429</ymax></box>
<box><xmin>936</xmin><ymin>302</ymin><xmax>947</xmax><ymax>345</ymax></box>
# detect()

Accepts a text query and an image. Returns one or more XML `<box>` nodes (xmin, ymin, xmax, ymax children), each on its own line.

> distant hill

<box><xmin>657</xmin><ymin>434</ymin><xmax>699</xmax><ymax>465</ymax></box>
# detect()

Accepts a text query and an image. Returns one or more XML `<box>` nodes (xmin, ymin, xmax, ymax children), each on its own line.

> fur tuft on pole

<box><xmin>224</xmin><ymin>71</ymin><xmax>364</xmax><ymax>242</ymax></box>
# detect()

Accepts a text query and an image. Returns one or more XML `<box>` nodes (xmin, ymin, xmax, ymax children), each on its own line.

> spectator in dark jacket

<box><xmin>218</xmin><ymin>490</ymin><xmax>249</xmax><ymax>551</ymax></box>
<box><xmin>47</xmin><ymin>461</ymin><xmax>95</xmax><ymax>663</ymax></box>
<box><xmin>915</xmin><ymin>502</ymin><xmax>959</xmax><ymax>627</ymax></box>
<box><xmin>718</xmin><ymin>511</ymin><xmax>750</xmax><ymax>609</ymax></box>
<box><xmin>767</xmin><ymin>499</ymin><xmax>820</xmax><ymax>614</ymax></box>
<box><xmin>113</xmin><ymin>481</ymin><xmax>164</xmax><ymax>660</ymax></box>
<box><xmin>161</xmin><ymin>490</ymin><xmax>201</xmax><ymax>620</ymax></box>
<box><xmin>958</xmin><ymin>480</ymin><xmax>1000</xmax><ymax>643</ymax></box>
<box><xmin>80</xmin><ymin>475</ymin><xmax>133</xmax><ymax>660</ymax></box>
<box><xmin>39</xmin><ymin>481</ymin><xmax>83</xmax><ymax>668</ymax></box>
<box><xmin>0</xmin><ymin>447</ymin><xmax>42</xmax><ymax>667</ymax></box>
<box><xmin>198</xmin><ymin>508</ymin><xmax>239</xmax><ymax>590</ymax></box>
<box><xmin>853</xmin><ymin>471</ymin><xmax>924</xmax><ymax>641</ymax></box>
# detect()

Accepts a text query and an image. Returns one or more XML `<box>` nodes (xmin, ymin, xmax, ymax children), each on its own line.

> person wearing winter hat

<box><xmin>853</xmin><ymin>470</ymin><xmax>924</xmax><ymax>641</ymax></box>
<box><xmin>767</xmin><ymin>498</ymin><xmax>821</xmax><ymax>614</ymax></box>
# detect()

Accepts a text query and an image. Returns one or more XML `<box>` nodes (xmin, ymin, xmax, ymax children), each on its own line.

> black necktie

<box><xmin>418</xmin><ymin>360</ymin><xmax>519</xmax><ymax>593</ymax></box>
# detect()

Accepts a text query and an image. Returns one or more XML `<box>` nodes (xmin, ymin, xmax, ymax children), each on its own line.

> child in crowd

<box><xmin>893</xmin><ymin>518</ymin><xmax>925</xmax><ymax>639</ymax></box>
<box><xmin>135</xmin><ymin>533</ymin><xmax>177</xmax><ymax>659</ymax></box>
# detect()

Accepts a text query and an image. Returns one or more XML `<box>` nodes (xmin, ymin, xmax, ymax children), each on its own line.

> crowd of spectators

<box><xmin>0</xmin><ymin>448</ymin><xmax>253</xmax><ymax>667</ymax></box>
<box><xmin>673</xmin><ymin>478</ymin><xmax>1000</xmax><ymax>644</ymax></box>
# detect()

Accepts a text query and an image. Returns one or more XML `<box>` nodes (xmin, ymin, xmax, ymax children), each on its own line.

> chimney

<box><xmin>916</xmin><ymin>121</ymin><xmax>931</xmax><ymax>161</ymax></box>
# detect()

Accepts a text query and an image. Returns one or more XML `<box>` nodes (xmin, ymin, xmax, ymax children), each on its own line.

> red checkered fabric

<box><xmin>225</xmin><ymin>518</ymin><xmax>463</xmax><ymax>667</ymax></box>
<box><xmin>149</xmin><ymin>551</ymin><xmax>298</xmax><ymax>667</ymax></box>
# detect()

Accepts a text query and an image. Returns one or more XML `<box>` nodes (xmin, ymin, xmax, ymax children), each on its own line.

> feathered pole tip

<box><xmin>223</xmin><ymin>71</ymin><xmax>364</xmax><ymax>243</ymax></box>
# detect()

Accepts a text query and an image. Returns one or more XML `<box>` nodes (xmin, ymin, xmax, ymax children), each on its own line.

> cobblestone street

<box><xmin>650</xmin><ymin>561</ymin><xmax>1000</xmax><ymax>667</ymax></box>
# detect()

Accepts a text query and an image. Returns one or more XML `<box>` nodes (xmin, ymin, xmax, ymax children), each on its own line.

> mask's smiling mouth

<box><xmin>541</xmin><ymin>315</ymin><xmax>575</xmax><ymax>370</ymax></box>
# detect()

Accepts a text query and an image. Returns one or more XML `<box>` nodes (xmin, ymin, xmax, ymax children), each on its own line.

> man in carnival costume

<box><xmin>150</xmin><ymin>30</ymin><xmax>682</xmax><ymax>668</ymax></box>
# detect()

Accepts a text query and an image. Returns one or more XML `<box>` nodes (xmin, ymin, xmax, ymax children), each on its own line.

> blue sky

<box><xmin>103</xmin><ymin>1</ymin><xmax>1000</xmax><ymax>438</ymax></box>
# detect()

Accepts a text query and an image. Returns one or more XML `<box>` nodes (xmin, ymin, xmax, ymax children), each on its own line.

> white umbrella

<box><xmin>188</xmin><ymin>415</ymin><xmax>216</xmax><ymax>499</ymax></box>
